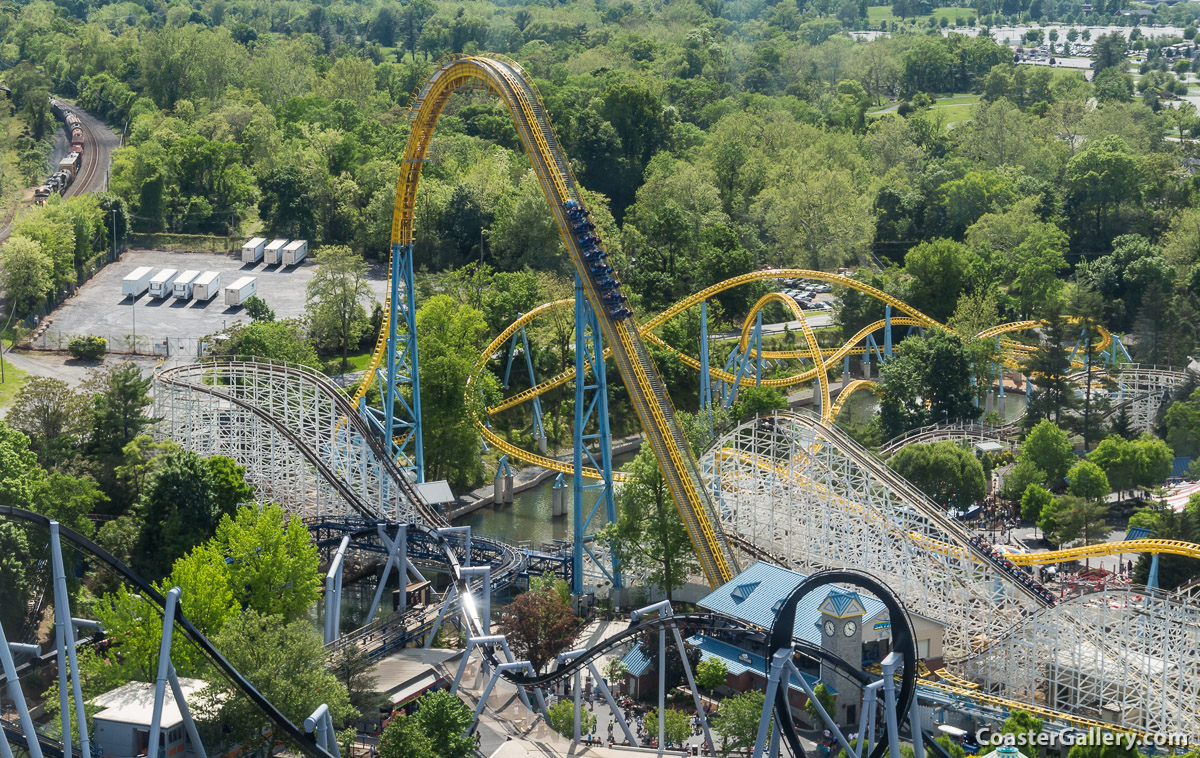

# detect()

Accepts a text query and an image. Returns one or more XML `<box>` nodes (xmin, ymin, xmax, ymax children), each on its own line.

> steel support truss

<box><xmin>573</xmin><ymin>274</ymin><xmax>621</xmax><ymax>594</ymax></box>
<box><xmin>701</xmin><ymin>411</ymin><xmax>1200</xmax><ymax>740</ymax></box>
<box><xmin>503</xmin><ymin>315</ymin><xmax>547</xmax><ymax>454</ymax></box>
<box><xmin>363</xmin><ymin>241</ymin><xmax>424</xmax><ymax>481</ymax></box>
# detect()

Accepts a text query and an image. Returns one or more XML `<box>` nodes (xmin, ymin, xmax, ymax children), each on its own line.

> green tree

<box><xmin>1037</xmin><ymin>494</ymin><xmax>1067</xmax><ymax>544</ymax></box>
<box><xmin>1067</xmin><ymin>460</ymin><xmax>1110</xmax><ymax>502</ymax></box>
<box><xmin>889</xmin><ymin>441</ymin><xmax>986</xmax><ymax>510</ymax></box>
<box><xmin>243</xmin><ymin>295</ymin><xmax>275</xmax><ymax>322</ymax></box>
<box><xmin>1064</xmin><ymin>135</ymin><xmax>1141</xmax><ymax>246</ymax></box>
<box><xmin>133</xmin><ymin>449</ymin><xmax>220</xmax><ymax>578</ymax></box>
<box><xmin>1021</xmin><ymin>307</ymin><xmax>1077</xmax><ymax>426</ymax></box>
<box><xmin>411</xmin><ymin>690</ymin><xmax>475</xmax><ymax>758</ymax></box>
<box><xmin>604</xmin><ymin>447</ymin><xmax>700</xmax><ymax>601</ymax></box>
<box><xmin>648</xmin><ymin>707</ymin><xmax>691</xmax><ymax>748</ymax></box>
<box><xmin>1020</xmin><ymin>484</ymin><xmax>1054</xmax><ymax>526</ymax></box>
<box><xmin>731</xmin><ymin>385</ymin><xmax>788</xmax><ymax>424</ymax></box>
<box><xmin>89</xmin><ymin>363</ymin><xmax>155</xmax><ymax>456</ymax></box>
<box><xmin>1165</xmin><ymin>388</ymin><xmax>1200</xmax><ymax>457</ymax></box>
<box><xmin>203</xmin><ymin>610</ymin><xmax>356</xmax><ymax>754</ymax></box>
<box><xmin>306</xmin><ymin>245</ymin><xmax>373</xmax><ymax>369</ymax></box>
<box><xmin>1092</xmin><ymin>32</ymin><xmax>1128</xmax><ymax>73</ymax></box>
<box><xmin>695</xmin><ymin>656</ymin><xmax>729</xmax><ymax>700</ymax></box>
<box><xmin>219</xmin><ymin>320</ymin><xmax>321</xmax><ymax>368</ymax></box>
<box><xmin>714</xmin><ymin>690</ymin><xmax>766</xmax><ymax>756</ymax></box>
<box><xmin>878</xmin><ymin>330</ymin><xmax>978</xmax><ymax>439</ymax></box>
<box><xmin>1022</xmin><ymin>420</ymin><xmax>1075</xmax><ymax>483</ymax></box>
<box><xmin>804</xmin><ymin>682</ymin><xmax>837</xmax><ymax>726</ymax></box>
<box><xmin>547</xmin><ymin>699</ymin><xmax>598</xmax><ymax>739</ymax></box>
<box><xmin>500</xmin><ymin>582</ymin><xmax>580</xmax><ymax>672</ymax></box>
<box><xmin>1001</xmin><ymin>457</ymin><xmax>1047</xmax><ymax>502</ymax></box>
<box><xmin>1001</xmin><ymin>710</ymin><xmax>1043</xmax><ymax>758</ymax></box>
<box><xmin>6</xmin><ymin>377</ymin><xmax>92</xmax><ymax>467</ymax></box>
<box><xmin>1054</xmin><ymin>494</ymin><xmax>1112</xmax><ymax>549</ymax></box>
<box><xmin>904</xmin><ymin>239</ymin><xmax>979</xmax><ymax>323</ymax></box>
<box><xmin>0</xmin><ymin>522</ymin><xmax>33</xmax><ymax>633</ymax></box>
<box><xmin>0</xmin><ymin>235</ymin><xmax>54</xmax><ymax>316</ymax></box>
<box><xmin>29</xmin><ymin>472</ymin><xmax>106</xmax><ymax>538</ymax></box>
<box><xmin>415</xmin><ymin>295</ymin><xmax>500</xmax><ymax>487</ymax></box>
<box><xmin>379</xmin><ymin>715</ymin><xmax>434</xmax><ymax>758</ymax></box>
<box><xmin>210</xmin><ymin>503</ymin><xmax>320</xmax><ymax>622</ymax></box>
<box><xmin>205</xmin><ymin>456</ymin><xmax>254</xmax><ymax>521</ymax></box>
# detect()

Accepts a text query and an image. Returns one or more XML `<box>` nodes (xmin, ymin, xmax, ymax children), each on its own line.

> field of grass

<box><xmin>866</xmin><ymin>5</ymin><xmax>976</xmax><ymax>23</ymax></box>
<box><xmin>0</xmin><ymin>359</ymin><xmax>29</xmax><ymax>410</ymax></box>
<box><xmin>867</xmin><ymin>93</ymin><xmax>981</xmax><ymax>128</ymax></box>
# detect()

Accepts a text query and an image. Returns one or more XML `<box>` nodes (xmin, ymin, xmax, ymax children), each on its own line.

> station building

<box><xmin>621</xmin><ymin>562</ymin><xmax>946</xmax><ymax>722</ymax></box>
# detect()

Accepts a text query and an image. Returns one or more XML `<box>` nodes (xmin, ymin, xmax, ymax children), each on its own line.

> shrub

<box><xmin>68</xmin><ymin>336</ymin><xmax>107</xmax><ymax>361</ymax></box>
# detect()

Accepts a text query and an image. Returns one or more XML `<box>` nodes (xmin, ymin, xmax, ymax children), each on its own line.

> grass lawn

<box><xmin>0</xmin><ymin>359</ymin><xmax>29</xmax><ymax>409</ymax></box>
<box><xmin>324</xmin><ymin>349</ymin><xmax>374</xmax><ymax>375</ymax></box>
<box><xmin>866</xmin><ymin>5</ymin><xmax>976</xmax><ymax>23</ymax></box>
<box><xmin>867</xmin><ymin>93</ymin><xmax>980</xmax><ymax>128</ymax></box>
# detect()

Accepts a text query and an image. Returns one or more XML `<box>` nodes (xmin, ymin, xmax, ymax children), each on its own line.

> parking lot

<box><xmin>42</xmin><ymin>249</ymin><xmax>390</xmax><ymax>351</ymax></box>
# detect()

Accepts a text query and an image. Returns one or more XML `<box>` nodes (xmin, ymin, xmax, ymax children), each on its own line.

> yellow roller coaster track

<box><xmin>353</xmin><ymin>55</ymin><xmax>736</xmax><ymax>586</ymax></box>
<box><xmin>478</xmin><ymin>267</ymin><xmax>1113</xmax><ymax>437</ymax></box>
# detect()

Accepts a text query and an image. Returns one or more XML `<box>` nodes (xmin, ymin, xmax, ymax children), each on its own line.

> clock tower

<box><xmin>818</xmin><ymin>587</ymin><xmax>865</xmax><ymax>725</ymax></box>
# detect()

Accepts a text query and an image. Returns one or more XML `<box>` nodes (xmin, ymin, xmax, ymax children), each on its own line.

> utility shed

<box><xmin>89</xmin><ymin>678</ymin><xmax>209</xmax><ymax>758</ymax></box>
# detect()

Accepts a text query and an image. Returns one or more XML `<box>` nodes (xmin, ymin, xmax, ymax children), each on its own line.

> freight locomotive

<box><xmin>33</xmin><ymin>99</ymin><xmax>85</xmax><ymax>204</ymax></box>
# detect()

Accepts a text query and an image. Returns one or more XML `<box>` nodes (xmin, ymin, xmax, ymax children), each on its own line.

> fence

<box><xmin>25</xmin><ymin>331</ymin><xmax>209</xmax><ymax>357</ymax></box>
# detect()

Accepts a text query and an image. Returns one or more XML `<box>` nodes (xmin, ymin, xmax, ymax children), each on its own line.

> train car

<box><xmin>58</xmin><ymin>152</ymin><xmax>80</xmax><ymax>181</ymax></box>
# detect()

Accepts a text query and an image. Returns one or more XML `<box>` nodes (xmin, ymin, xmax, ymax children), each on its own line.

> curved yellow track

<box><xmin>356</xmin><ymin>55</ymin><xmax>735</xmax><ymax>586</ymax></box>
<box><xmin>480</xmin><ymin>268</ymin><xmax>1113</xmax><ymax>435</ymax></box>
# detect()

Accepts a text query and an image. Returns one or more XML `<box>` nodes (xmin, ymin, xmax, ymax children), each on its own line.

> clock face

<box><xmin>843</xmin><ymin>620</ymin><xmax>858</xmax><ymax>637</ymax></box>
<box><xmin>824</xmin><ymin>620</ymin><xmax>836</xmax><ymax>637</ymax></box>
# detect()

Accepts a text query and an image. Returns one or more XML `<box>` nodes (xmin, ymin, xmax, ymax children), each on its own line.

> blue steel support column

<box><xmin>996</xmin><ymin>337</ymin><xmax>1005</xmax><ymax>398</ymax></box>
<box><xmin>363</xmin><ymin>242</ymin><xmax>424</xmax><ymax>481</ymax></box>
<box><xmin>572</xmin><ymin>274</ymin><xmax>621</xmax><ymax>594</ymax></box>
<box><xmin>884</xmin><ymin>304</ymin><xmax>893</xmax><ymax>359</ymax></box>
<box><xmin>700</xmin><ymin>301</ymin><xmax>712</xmax><ymax>428</ymax></box>
<box><xmin>503</xmin><ymin>319</ymin><xmax>546</xmax><ymax>445</ymax></box>
<box><xmin>1148</xmin><ymin>554</ymin><xmax>1161</xmax><ymax>590</ymax></box>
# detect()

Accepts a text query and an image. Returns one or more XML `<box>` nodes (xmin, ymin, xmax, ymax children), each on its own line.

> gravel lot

<box><xmin>43</xmin><ymin>249</ymin><xmax>389</xmax><ymax>348</ymax></box>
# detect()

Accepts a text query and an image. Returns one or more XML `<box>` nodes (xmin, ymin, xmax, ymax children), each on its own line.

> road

<box><xmin>0</xmin><ymin>100</ymin><xmax>120</xmax><ymax>245</ymax></box>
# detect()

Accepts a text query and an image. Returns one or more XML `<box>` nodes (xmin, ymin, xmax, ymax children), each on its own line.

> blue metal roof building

<box><xmin>697</xmin><ymin>562</ymin><xmax>888</xmax><ymax>645</ymax></box>
<box><xmin>685</xmin><ymin>633</ymin><xmax>825</xmax><ymax>694</ymax></box>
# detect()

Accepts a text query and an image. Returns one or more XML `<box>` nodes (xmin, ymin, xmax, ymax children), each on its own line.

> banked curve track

<box><xmin>350</xmin><ymin>54</ymin><xmax>737</xmax><ymax>587</ymax></box>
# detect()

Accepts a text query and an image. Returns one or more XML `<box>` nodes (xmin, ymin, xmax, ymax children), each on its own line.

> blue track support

<box><xmin>572</xmin><ymin>275</ymin><xmax>621</xmax><ymax>594</ymax></box>
<box><xmin>362</xmin><ymin>242</ymin><xmax>424</xmax><ymax>481</ymax></box>
<box><xmin>1105</xmin><ymin>334</ymin><xmax>1133</xmax><ymax>366</ymax></box>
<box><xmin>700</xmin><ymin>301</ymin><xmax>712</xmax><ymax>429</ymax></box>
<box><xmin>1148</xmin><ymin>554</ymin><xmax>1160</xmax><ymax>590</ymax></box>
<box><xmin>884</xmin><ymin>305</ymin><xmax>893</xmax><ymax>359</ymax></box>
<box><xmin>502</xmin><ymin>318</ymin><xmax>545</xmax><ymax>443</ymax></box>
<box><xmin>726</xmin><ymin>312</ymin><xmax>765</xmax><ymax>406</ymax></box>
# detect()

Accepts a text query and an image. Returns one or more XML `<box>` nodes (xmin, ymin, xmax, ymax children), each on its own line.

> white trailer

<box><xmin>172</xmin><ymin>270</ymin><xmax>201</xmax><ymax>300</ymax></box>
<box><xmin>148</xmin><ymin>269</ymin><xmax>179</xmax><ymax>298</ymax></box>
<box><xmin>224</xmin><ymin>276</ymin><xmax>258</xmax><ymax>307</ymax></box>
<box><xmin>241</xmin><ymin>237</ymin><xmax>267</xmax><ymax>263</ymax></box>
<box><xmin>282</xmin><ymin>239</ymin><xmax>308</xmax><ymax>266</ymax></box>
<box><xmin>121</xmin><ymin>267</ymin><xmax>155</xmax><ymax>297</ymax></box>
<box><xmin>192</xmin><ymin>271</ymin><xmax>222</xmax><ymax>302</ymax></box>
<box><xmin>264</xmin><ymin>239</ymin><xmax>288</xmax><ymax>265</ymax></box>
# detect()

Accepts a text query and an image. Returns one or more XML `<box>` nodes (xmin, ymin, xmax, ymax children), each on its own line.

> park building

<box><xmin>88</xmin><ymin>678</ymin><xmax>210</xmax><ymax>758</ymax></box>
<box><xmin>620</xmin><ymin>563</ymin><xmax>946</xmax><ymax>721</ymax></box>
